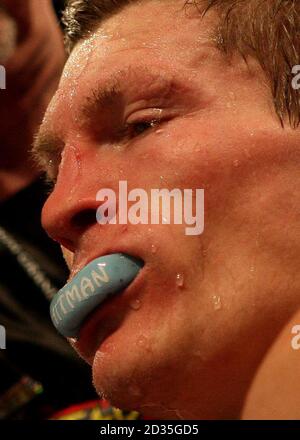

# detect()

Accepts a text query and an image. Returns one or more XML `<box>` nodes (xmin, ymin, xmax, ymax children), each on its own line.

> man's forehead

<box><xmin>60</xmin><ymin>0</ymin><xmax>216</xmax><ymax>84</ymax></box>
<box><xmin>45</xmin><ymin>15</ymin><xmax>218</xmax><ymax>128</ymax></box>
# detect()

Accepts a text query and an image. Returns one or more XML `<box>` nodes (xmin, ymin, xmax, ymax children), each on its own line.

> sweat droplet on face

<box><xmin>130</xmin><ymin>299</ymin><xmax>142</xmax><ymax>310</ymax></box>
<box><xmin>176</xmin><ymin>273</ymin><xmax>184</xmax><ymax>288</ymax></box>
<box><xmin>249</xmin><ymin>265</ymin><xmax>255</xmax><ymax>277</ymax></box>
<box><xmin>212</xmin><ymin>295</ymin><xmax>222</xmax><ymax>310</ymax></box>
<box><xmin>151</xmin><ymin>244</ymin><xmax>157</xmax><ymax>254</ymax></box>
<box><xmin>137</xmin><ymin>335</ymin><xmax>148</xmax><ymax>348</ymax></box>
<box><xmin>48</xmin><ymin>159</ymin><xmax>54</xmax><ymax>173</ymax></box>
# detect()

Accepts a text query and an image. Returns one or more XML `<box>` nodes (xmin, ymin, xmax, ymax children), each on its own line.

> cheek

<box><xmin>123</xmin><ymin>115</ymin><xmax>236</xmax><ymax>195</ymax></box>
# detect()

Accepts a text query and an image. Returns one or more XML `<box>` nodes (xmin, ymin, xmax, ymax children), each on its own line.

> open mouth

<box><xmin>50</xmin><ymin>253</ymin><xmax>144</xmax><ymax>338</ymax></box>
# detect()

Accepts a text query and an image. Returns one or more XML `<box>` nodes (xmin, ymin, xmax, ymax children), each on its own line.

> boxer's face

<box><xmin>38</xmin><ymin>0</ymin><xmax>300</xmax><ymax>419</ymax></box>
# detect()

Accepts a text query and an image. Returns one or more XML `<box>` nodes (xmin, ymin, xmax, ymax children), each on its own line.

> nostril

<box><xmin>71</xmin><ymin>208</ymin><xmax>97</xmax><ymax>231</ymax></box>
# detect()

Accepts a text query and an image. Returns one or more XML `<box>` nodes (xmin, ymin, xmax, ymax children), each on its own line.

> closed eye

<box><xmin>123</xmin><ymin>119</ymin><xmax>161</xmax><ymax>139</ymax></box>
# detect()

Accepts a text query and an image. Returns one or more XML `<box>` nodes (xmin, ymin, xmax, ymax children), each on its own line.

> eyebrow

<box><xmin>32</xmin><ymin>65</ymin><xmax>191</xmax><ymax>170</ymax></box>
<box><xmin>80</xmin><ymin>65</ymin><xmax>187</xmax><ymax>117</ymax></box>
<box><xmin>32</xmin><ymin>131</ymin><xmax>64</xmax><ymax>173</ymax></box>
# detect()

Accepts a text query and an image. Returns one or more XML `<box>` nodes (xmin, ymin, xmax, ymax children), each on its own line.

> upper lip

<box><xmin>69</xmin><ymin>247</ymin><xmax>143</xmax><ymax>282</ymax></box>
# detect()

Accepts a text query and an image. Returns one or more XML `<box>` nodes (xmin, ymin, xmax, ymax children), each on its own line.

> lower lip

<box><xmin>73</xmin><ymin>300</ymin><xmax>123</xmax><ymax>363</ymax></box>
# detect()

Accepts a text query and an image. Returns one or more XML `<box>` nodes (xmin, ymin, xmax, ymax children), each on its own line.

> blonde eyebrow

<box><xmin>79</xmin><ymin>65</ymin><xmax>187</xmax><ymax>118</ymax></box>
<box><xmin>32</xmin><ymin>130</ymin><xmax>64</xmax><ymax>173</ymax></box>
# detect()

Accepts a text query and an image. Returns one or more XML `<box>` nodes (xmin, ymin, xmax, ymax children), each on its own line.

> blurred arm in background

<box><xmin>0</xmin><ymin>0</ymin><xmax>65</xmax><ymax>201</ymax></box>
<box><xmin>0</xmin><ymin>1</ymin><xmax>97</xmax><ymax>419</ymax></box>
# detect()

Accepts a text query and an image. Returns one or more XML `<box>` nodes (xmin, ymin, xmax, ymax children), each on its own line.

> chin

<box><xmin>89</xmin><ymin>337</ymin><xmax>163</xmax><ymax>415</ymax></box>
<box><xmin>92</xmin><ymin>368</ymin><xmax>177</xmax><ymax>419</ymax></box>
<box><xmin>91</xmin><ymin>350</ymin><xmax>150</xmax><ymax>412</ymax></box>
<box><xmin>90</xmin><ymin>334</ymin><xmax>190</xmax><ymax>419</ymax></box>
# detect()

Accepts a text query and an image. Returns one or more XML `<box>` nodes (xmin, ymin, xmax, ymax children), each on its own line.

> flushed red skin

<box><xmin>40</xmin><ymin>1</ymin><xmax>300</xmax><ymax>419</ymax></box>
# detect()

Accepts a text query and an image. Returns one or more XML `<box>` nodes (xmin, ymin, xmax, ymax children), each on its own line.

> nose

<box><xmin>41</xmin><ymin>145</ymin><xmax>99</xmax><ymax>252</ymax></box>
<box><xmin>42</xmin><ymin>195</ymin><xmax>98</xmax><ymax>252</ymax></box>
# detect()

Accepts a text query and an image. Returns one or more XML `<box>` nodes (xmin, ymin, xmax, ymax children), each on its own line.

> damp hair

<box><xmin>62</xmin><ymin>0</ymin><xmax>300</xmax><ymax>128</ymax></box>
